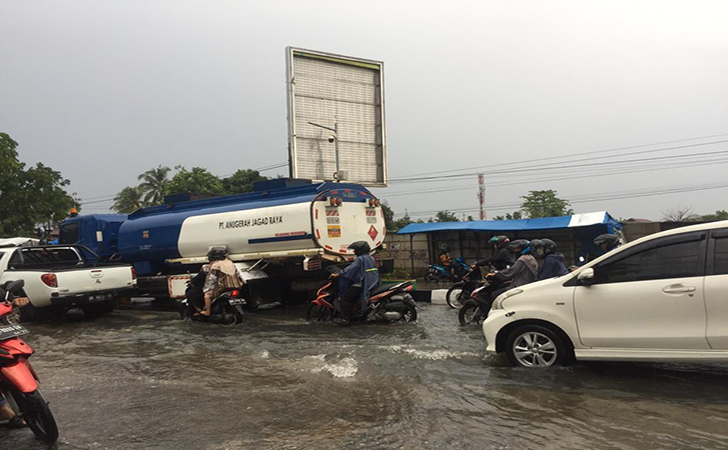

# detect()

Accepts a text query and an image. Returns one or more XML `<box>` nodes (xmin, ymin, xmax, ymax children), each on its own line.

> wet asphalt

<box><xmin>3</xmin><ymin>303</ymin><xmax>728</xmax><ymax>450</ymax></box>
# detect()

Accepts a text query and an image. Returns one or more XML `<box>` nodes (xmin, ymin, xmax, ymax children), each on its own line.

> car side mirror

<box><xmin>577</xmin><ymin>268</ymin><xmax>596</xmax><ymax>286</ymax></box>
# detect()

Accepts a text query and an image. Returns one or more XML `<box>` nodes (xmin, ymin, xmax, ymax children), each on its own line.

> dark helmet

<box><xmin>593</xmin><ymin>234</ymin><xmax>620</xmax><ymax>250</ymax></box>
<box><xmin>348</xmin><ymin>241</ymin><xmax>371</xmax><ymax>256</ymax></box>
<box><xmin>508</xmin><ymin>239</ymin><xmax>530</xmax><ymax>254</ymax></box>
<box><xmin>207</xmin><ymin>246</ymin><xmax>228</xmax><ymax>261</ymax></box>
<box><xmin>532</xmin><ymin>238</ymin><xmax>557</xmax><ymax>256</ymax></box>
<box><xmin>489</xmin><ymin>235</ymin><xmax>510</xmax><ymax>249</ymax></box>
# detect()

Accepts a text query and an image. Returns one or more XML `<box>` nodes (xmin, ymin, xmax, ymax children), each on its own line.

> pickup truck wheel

<box><xmin>82</xmin><ymin>300</ymin><xmax>116</xmax><ymax>319</ymax></box>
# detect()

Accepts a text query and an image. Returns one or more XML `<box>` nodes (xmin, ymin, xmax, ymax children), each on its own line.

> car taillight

<box><xmin>41</xmin><ymin>273</ymin><xmax>58</xmax><ymax>288</ymax></box>
<box><xmin>230</xmin><ymin>290</ymin><xmax>240</xmax><ymax>297</ymax></box>
<box><xmin>131</xmin><ymin>267</ymin><xmax>137</xmax><ymax>280</ymax></box>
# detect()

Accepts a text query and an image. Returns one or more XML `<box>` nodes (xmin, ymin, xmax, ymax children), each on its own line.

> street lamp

<box><xmin>308</xmin><ymin>121</ymin><xmax>341</xmax><ymax>182</ymax></box>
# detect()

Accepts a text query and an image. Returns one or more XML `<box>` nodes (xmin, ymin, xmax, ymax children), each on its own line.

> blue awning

<box><xmin>397</xmin><ymin>211</ymin><xmax>621</xmax><ymax>235</ymax></box>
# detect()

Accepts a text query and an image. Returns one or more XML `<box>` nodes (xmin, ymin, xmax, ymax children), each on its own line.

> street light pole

<box><xmin>308</xmin><ymin>121</ymin><xmax>340</xmax><ymax>182</ymax></box>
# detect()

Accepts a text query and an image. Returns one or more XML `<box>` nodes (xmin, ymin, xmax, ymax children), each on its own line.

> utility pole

<box><xmin>477</xmin><ymin>173</ymin><xmax>486</xmax><ymax>220</ymax></box>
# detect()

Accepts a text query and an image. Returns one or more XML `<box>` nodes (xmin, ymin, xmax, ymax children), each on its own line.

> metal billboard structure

<box><xmin>286</xmin><ymin>47</ymin><xmax>387</xmax><ymax>187</ymax></box>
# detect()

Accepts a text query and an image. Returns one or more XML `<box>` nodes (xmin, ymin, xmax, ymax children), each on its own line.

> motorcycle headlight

<box><xmin>490</xmin><ymin>288</ymin><xmax>524</xmax><ymax>311</ymax></box>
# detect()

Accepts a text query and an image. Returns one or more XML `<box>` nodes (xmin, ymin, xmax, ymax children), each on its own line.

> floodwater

<box><xmin>4</xmin><ymin>303</ymin><xmax>728</xmax><ymax>450</ymax></box>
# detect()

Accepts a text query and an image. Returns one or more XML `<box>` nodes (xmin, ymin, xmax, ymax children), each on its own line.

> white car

<box><xmin>483</xmin><ymin>220</ymin><xmax>728</xmax><ymax>367</ymax></box>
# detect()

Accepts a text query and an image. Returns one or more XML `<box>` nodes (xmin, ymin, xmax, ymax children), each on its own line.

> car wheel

<box><xmin>505</xmin><ymin>325</ymin><xmax>568</xmax><ymax>368</ymax></box>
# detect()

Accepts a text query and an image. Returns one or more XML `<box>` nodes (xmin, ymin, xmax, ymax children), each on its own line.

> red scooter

<box><xmin>0</xmin><ymin>280</ymin><xmax>58</xmax><ymax>444</ymax></box>
<box><xmin>306</xmin><ymin>269</ymin><xmax>418</xmax><ymax>324</ymax></box>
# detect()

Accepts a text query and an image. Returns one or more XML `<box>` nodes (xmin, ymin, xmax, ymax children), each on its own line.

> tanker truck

<box><xmin>60</xmin><ymin>179</ymin><xmax>386</xmax><ymax>306</ymax></box>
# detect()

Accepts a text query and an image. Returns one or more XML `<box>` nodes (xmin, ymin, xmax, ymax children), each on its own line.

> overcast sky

<box><xmin>2</xmin><ymin>1</ymin><xmax>727</xmax><ymax>220</ymax></box>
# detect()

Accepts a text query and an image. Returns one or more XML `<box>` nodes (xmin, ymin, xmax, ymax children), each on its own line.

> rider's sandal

<box><xmin>0</xmin><ymin>415</ymin><xmax>27</xmax><ymax>428</ymax></box>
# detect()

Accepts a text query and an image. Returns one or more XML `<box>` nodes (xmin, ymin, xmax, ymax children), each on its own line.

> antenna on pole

<box><xmin>477</xmin><ymin>173</ymin><xmax>486</xmax><ymax>220</ymax></box>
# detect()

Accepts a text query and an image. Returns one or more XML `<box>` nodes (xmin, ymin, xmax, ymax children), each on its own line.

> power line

<box><xmin>400</xmin><ymin>181</ymin><xmax>728</xmax><ymax>217</ymax></box>
<box><xmin>389</xmin><ymin>142</ymin><xmax>728</xmax><ymax>184</ymax></box>
<box><xmin>389</xmin><ymin>132</ymin><xmax>728</xmax><ymax>181</ymax></box>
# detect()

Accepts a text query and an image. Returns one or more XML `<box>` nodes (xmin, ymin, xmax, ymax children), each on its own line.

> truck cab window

<box><xmin>59</xmin><ymin>223</ymin><xmax>80</xmax><ymax>245</ymax></box>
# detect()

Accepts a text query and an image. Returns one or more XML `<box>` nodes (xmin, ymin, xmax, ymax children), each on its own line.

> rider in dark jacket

<box><xmin>475</xmin><ymin>235</ymin><xmax>516</xmax><ymax>271</ymax></box>
<box><xmin>532</xmin><ymin>239</ymin><xmax>569</xmax><ymax>280</ymax></box>
<box><xmin>335</xmin><ymin>241</ymin><xmax>380</xmax><ymax>321</ymax></box>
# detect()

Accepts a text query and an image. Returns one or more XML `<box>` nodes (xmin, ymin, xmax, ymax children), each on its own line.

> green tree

<box><xmin>701</xmin><ymin>210</ymin><xmax>728</xmax><ymax>221</ymax></box>
<box><xmin>435</xmin><ymin>210</ymin><xmax>459</xmax><ymax>222</ymax></box>
<box><xmin>520</xmin><ymin>190</ymin><xmax>573</xmax><ymax>218</ymax></box>
<box><xmin>0</xmin><ymin>133</ymin><xmax>79</xmax><ymax>236</ymax></box>
<box><xmin>380</xmin><ymin>201</ymin><xmax>396</xmax><ymax>231</ymax></box>
<box><xmin>222</xmin><ymin>169</ymin><xmax>268</xmax><ymax>195</ymax></box>
<box><xmin>112</xmin><ymin>186</ymin><xmax>147</xmax><ymax>213</ymax></box>
<box><xmin>393</xmin><ymin>213</ymin><xmax>414</xmax><ymax>231</ymax></box>
<box><xmin>493</xmin><ymin>211</ymin><xmax>523</xmax><ymax>220</ymax></box>
<box><xmin>137</xmin><ymin>165</ymin><xmax>171</xmax><ymax>206</ymax></box>
<box><xmin>166</xmin><ymin>166</ymin><xmax>224</xmax><ymax>196</ymax></box>
<box><xmin>466</xmin><ymin>215</ymin><xmax>475</xmax><ymax>221</ymax></box>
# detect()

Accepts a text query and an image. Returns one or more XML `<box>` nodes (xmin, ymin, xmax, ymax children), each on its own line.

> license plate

<box><xmin>228</xmin><ymin>298</ymin><xmax>246</xmax><ymax>306</ymax></box>
<box><xmin>0</xmin><ymin>323</ymin><xmax>29</xmax><ymax>341</ymax></box>
<box><xmin>89</xmin><ymin>293</ymin><xmax>113</xmax><ymax>302</ymax></box>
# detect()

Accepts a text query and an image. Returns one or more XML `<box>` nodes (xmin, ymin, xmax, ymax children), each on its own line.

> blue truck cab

<box><xmin>59</xmin><ymin>214</ymin><xmax>128</xmax><ymax>261</ymax></box>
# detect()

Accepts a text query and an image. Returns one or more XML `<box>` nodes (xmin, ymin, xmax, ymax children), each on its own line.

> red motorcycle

<box><xmin>0</xmin><ymin>280</ymin><xmax>58</xmax><ymax>444</ymax></box>
<box><xmin>306</xmin><ymin>271</ymin><xmax>418</xmax><ymax>324</ymax></box>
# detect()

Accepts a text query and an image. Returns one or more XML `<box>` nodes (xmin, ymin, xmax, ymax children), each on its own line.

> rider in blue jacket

<box><xmin>334</xmin><ymin>241</ymin><xmax>380</xmax><ymax>322</ymax></box>
<box><xmin>532</xmin><ymin>239</ymin><xmax>569</xmax><ymax>280</ymax></box>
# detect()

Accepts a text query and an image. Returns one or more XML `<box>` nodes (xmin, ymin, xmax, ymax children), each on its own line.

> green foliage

<box><xmin>380</xmin><ymin>201</ymin><xmax>395</xmax><ymax>231</ymax></box>
<box><xmin>520</xmin><ymin>190</ymin><xmax>573</xmax><ymax>218</ymax></box>
<box><xmin>466</xmin><ymin>215</ymin><xmax>475</xmax><ymax>221</ymax></box>
<box><xmin>112</xmin><ymin>186</ymin><xmax>147</xmax><ymax>213</ymax></box>
<box><xmin>0</xmin><ymin>133</ymin><xmax>80</xmax><ymax>236</ymax></box>
<box><xmin>166</xmin><ymin>166</ymin><xmax>224</xmax><ymax>196</ymax></box>
<box><xmin>222</xmin><ymin>169</ymin><xmax>268</xmax><ymax>195</ymax></box>
<box><xmin>435</xmin><ymin>210</ymin><xmax>459</xmax><ymax>222</ymax></box>
<box><xmin>701</xmin><ymin>210</ymin><xmax>728</xmax><ymax>221</ymax></box>
<box><xmin>137</xmin><ymin>166</ymin><xmax>171</xmax><ymax>206</ymax></box>
<box><xmin>382</xmin><ymin>267</ymin><xmax>412</xmax><ymax>280</ymax></box>
<box><xmin>493</xmin><ymin>211</ymin><xmax>523</xmax><ymax>220</ymax></box>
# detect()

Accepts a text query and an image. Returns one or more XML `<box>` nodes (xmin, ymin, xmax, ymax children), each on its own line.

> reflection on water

<box><xmin>3</xmin><ymin>304</ymin><xmax>728</xmax><ymax>449</ymax></box>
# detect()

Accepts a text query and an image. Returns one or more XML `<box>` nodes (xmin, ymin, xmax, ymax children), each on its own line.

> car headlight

<box><xmin>490</xmin><ymin>288</ymin><xmax>524</xmax><ymax>311</ymax></box>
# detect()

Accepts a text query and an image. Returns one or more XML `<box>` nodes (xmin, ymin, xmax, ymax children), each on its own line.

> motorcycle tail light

<box><xmin>230</xmin><ymin>290</ymin><xmax>240</xmax><ymax>297</ymax></box>
<box><xmin>41</xmin><ymin>273</ymin><xmax>58</xmax><ymax>288</ymax></box>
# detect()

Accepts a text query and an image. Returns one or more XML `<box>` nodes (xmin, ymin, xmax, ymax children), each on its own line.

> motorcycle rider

<box><xmin>474</xmin><ymin>235</ymin><xmax>516</xmax><ymax>271</ymax></box>
<box><xmin>0</xmin><ymin>290</ymin><xmax>29</xmax><ymax>428</ymax></box>
<box><xmin>332</xmin><ymin>241</ymin><xmax>380</xmax><ymax>323</ymax></box>
<box><xmin>439</xmin><ymin>245</ymin><xmax>452</xmax><ymax>271</ymax></box>
<box><xmin>532</xmin><ymin>239</ymin><xmax>569</xmax><ymax>280</ymax></box>
<box><xmin>197</xmin><ymin>246</ymin><xmax>244</xmax><ymax>317</ymax></box>
<box><xmin>486</xmin><ymin>239</ymin><xmax>538</xmax><ymax>300</ymax></box>
<box><xmin>593</xmin><ymin>233</ymin><xmax>621</xmax><ymax>253</ymax></box>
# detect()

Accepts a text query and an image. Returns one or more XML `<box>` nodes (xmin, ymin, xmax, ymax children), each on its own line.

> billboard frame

<box><xmin>286</xmin><ymin>46</ymin><xmax>388</xmax><ymax>187</ymax></box>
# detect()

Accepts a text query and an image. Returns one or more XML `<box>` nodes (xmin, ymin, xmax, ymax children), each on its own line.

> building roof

<box><xmin>397</xmin><ymin>211</ymin><xmax>621</xmax><ymax>235</ymax></box>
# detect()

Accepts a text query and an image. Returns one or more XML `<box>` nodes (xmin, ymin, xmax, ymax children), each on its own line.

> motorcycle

<box><xmin>424</xmin><ymin>257</ymin><xmax>469</xmax><ymax>283</ymax></box>
<box><xmin>307</xmin><ymin>271</ymin><xmax>418</xmax><ymax>324</ymax></box>
<box><xmin>458</xmin><ymin>277</ymin><xmax>510</xmax><ymax>327</ymax></box>
<box><xmin>0</xmin><ymin>280</ymin><xmax>59</xmax><ymax>444</ymax></box>
<box><xmin>446</xmin><ymin>265</ymin><xmax>484</xmax><ymax>309</ymax></box>
<box><xmin>180</xmin><ymin>272</ymin><xmax>245</xmax><ymax>326</ymax></box>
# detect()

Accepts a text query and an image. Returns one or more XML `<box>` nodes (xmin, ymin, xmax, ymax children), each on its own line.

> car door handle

<box><xmin>662</xmin><ymin>285</ymin><xmax>696</xmax><ymax>294</ymax></box>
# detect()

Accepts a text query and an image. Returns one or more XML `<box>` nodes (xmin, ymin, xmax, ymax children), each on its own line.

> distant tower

<box><xmin>477</xmin><ymin>173</ymin><xmax>486</xmax><ymax>220</ymax></box>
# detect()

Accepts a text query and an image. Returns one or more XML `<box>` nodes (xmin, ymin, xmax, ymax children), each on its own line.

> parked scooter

<box><xmin>458</xmin><ymin>277</ymin><xmax>510</xmax><ymax>326</ymax></box>
<box><xmin>425</xmin><ymin>257</ymin><xmax>469</xmax><ymax>283</ymax></box>
<box><xmin>179</xmin><ymin>271</ymin><xmax>245</xmax><ymax>326</ymax></box>
<box><xmin>307</xmin><ymin>268</ymin><xmax>418</xmax><ymax>324</ymax></box>
<box><xmin>446</xmin><ymin>265</ymin><xmax>484</xmax><ymax>309</ymax></box>
<box><xmin>0</xmin><ymin>280</ymin><xmax>59</xmax><ymax>444</ymax></box>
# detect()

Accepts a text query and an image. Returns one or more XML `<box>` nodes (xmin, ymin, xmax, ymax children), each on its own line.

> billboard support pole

<box><xmin>308</xmin><ymin>121</ymin><xmax>340</xmax><ymax>182</ymax></box>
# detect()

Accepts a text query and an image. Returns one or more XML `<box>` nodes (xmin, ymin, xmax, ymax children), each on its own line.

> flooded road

<box><xmin>4</xmin><ymin>303</ymin><xmax>728</xmax><ymax>450</ymax></box>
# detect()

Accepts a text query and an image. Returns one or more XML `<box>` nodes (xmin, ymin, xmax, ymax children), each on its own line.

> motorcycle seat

<box><xmin>370</xmin><ymin>284</ymin><xmax>393</xmax><ymax>296</ymax></box>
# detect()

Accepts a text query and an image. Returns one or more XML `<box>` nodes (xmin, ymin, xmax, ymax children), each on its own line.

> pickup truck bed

<box><xmin>0</xmin><ymin>245</ymin><xmax>136</xmax><ymax>312</ymax></box>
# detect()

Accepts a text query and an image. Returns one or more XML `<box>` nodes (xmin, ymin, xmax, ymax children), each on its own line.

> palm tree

<box><xmin>112</xmin><ymin>186</ymin><xmax>147</xmax><ymax>213</ymax></box>
<box><xmin>138</xmin><ymin>166</ymin><xmax>171</xmax><ymax>206</ymax></box>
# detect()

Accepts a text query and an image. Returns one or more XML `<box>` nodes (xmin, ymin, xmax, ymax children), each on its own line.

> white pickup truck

<box><xmin>0</xmin><ymin>244</ymin><xmax>136</xmax><ymax>321</ymax></box>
